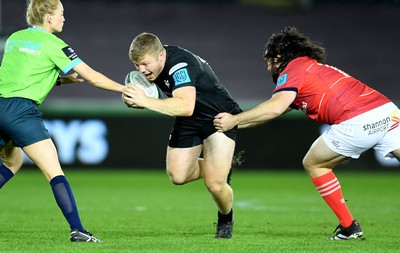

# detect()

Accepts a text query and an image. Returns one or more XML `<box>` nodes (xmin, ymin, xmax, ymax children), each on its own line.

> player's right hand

<box><xmin>213</xmin><ymin>112</ymin><xmax>236</xmax><ymax>132</ymax></box>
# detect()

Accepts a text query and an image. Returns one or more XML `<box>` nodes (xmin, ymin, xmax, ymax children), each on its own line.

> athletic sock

<box><xmin>0</xmin><ymin>164</ymin><xmax>14</xmax><ymax>189</ymax></box>
<box><xmin>50</xmin><ymin>175</ymin><xmax>85</xmax><ymax>232</ymax></box>
<box><xmin>218</xmin><ymin>209</ymin><xmax>233</xmax><ymax>223</ymax></box>
<box><xmin>311</xmin><ymin>171</ymin><xmax>353</xmax><ymax>228</ymax></box>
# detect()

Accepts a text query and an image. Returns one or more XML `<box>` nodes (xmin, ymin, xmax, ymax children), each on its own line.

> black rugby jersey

<box><xmin>154</xmin><ymin>45</ymin><xmax>241</xmax><ymax>121</ymax></box>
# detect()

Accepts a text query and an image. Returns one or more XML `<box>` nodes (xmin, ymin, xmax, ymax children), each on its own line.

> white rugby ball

<box><xmin>125</xmin><ymin>71</ymin><xmax>162</xmax><ymax>99</ymax></box>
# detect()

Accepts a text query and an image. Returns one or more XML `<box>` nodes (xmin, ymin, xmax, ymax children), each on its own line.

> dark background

<box><xmin>37</xmin><ymin>113</ymin><xmax>397</xmax><ymax>170</ymax></box>
<box><xmin>1</xmin><ymin>0</ymin><xmax>399</xmax><ymax>169</ymax></box>
<box><xmin>1</xmin><ymin>0</ymin><xmax>399</xmax><ymax>105</ymax></box>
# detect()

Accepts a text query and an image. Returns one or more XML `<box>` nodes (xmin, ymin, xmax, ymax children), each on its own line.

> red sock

<box><xmin>311</xmin><ymin>171</ymin><xmax>353</xmax><ymax>228</ymax></box>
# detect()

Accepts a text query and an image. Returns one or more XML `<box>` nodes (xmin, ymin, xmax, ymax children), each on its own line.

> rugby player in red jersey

<box><xmin>214</xmin><ymin>26</ymin><xmax>400</xmax><ymax>240</ymax></box>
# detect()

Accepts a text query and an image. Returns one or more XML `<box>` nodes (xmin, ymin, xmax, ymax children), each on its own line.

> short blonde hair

<box><xmin>129</xmin><ymin>32</ymin><xmax>163</xmax><ymax>63</ymax></box>
<box><xmin>26</xmin><ymin>0</ymin><xmax>60</xmax><ymax>26</ymax></box>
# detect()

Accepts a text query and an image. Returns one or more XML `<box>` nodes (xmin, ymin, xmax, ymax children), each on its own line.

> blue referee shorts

<box><xmin>0</xmin><ymin>97</ymin><xmax>50</xmax><ymax>148</ymax></box>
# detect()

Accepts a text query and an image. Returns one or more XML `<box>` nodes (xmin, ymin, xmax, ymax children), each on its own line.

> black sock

<box><xmin>218</xmin><ymin>209</ymin><xmax>233</xmax><ymax>223</ymax></box>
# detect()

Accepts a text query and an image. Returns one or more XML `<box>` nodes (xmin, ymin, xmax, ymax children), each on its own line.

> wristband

<box><xmin>56</xmin><ymin>76</ymin><xmax>62</xmax><ymax>86</ymax></box>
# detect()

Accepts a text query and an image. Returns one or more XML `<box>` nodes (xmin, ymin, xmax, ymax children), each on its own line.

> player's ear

<box><xmin>274</xmin><ymin>55</ymin><xmax>282</xmax><ymax>63</ymax></box>
<box><xmin>158</xmin><ymin>48</ymin><xmax>166</xmax><ymax>62</ymax></box>
<box><xmin>273</xmin><ymin>55</ymin><xmax>283</xmax><ymax>67</ymax></box>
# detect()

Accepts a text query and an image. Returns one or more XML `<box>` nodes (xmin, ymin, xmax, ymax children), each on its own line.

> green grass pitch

<box><xmin>0</xmin><ymin>169</ymin><xmax>399</xmax><ymax>252</ymax></box>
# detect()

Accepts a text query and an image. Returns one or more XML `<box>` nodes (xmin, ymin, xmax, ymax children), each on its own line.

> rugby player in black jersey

<box><xmin>122</xmin><ymin>32</ymin><xmax>242</xmax><ymax>239</ymax></box>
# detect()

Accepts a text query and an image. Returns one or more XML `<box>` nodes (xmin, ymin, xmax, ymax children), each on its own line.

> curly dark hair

<box><xmin>264</xmin><ymin>26</ymin><xmax>327</xmax><ymax>73</ymax></box>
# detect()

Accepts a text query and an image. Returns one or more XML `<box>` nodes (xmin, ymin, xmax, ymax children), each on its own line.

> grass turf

<box><xmin>0</xmin><ymin>169</ymin><xmax>399</xmax><ymax>252</ymax></box>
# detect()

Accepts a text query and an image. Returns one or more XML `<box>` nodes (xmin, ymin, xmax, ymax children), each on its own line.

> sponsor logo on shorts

<box><xmin>363</xmin><ymin>111</ymin><xmax>399</xmax><ymax>135</ymax></box>
<box><xmin>388</xmin><ymin>110</ymin><xmax>399</xmax><ymax>132</ymax></box>
<box><xmin>331</xmin><ymin>140</ymin><xmax>341</xmax><ymax>148</ymax></box>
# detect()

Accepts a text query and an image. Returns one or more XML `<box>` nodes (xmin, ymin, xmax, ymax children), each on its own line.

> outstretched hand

<box><xmin>214</xmin><ymin>112</ymin><xmax>237</xmax><ymax>132</ymax></box>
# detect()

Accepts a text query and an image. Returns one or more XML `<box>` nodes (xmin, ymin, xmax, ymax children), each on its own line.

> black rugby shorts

<box><xmin>168</xmin><ymin>118</ymin><xmax>237</xmax><ymax>148</ymax></box>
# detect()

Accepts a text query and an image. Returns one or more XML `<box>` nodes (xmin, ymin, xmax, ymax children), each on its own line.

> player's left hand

<box><xmin>214</xmin><ymin>112</ymin><xmax>237</xmax><ymax>132</ymax></box>
<box><xmin>60</xmin><ymin>72</ymin><xmax>84</xmax><ymax>84</ymax></box>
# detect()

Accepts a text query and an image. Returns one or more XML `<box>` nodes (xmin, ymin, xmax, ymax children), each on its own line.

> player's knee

<box><xmin>302</xmin><ymin>156</ymin><xmax>315</xmax><ymax>174</ymax></box>
<box><xmin>1</xmin><ymin>151</ymin><xmax>23</xmax><ymax>173</ymax></box>
<box><xmin>204</xmin><ymin>180</ymin><xmax>225</xmax><ymax>195</ymax></box>
<box><xmin>170</xmin><ymin>178</ymin><xmax>186</xmax><ymax>185</ymax></box>
<box><xmin>167</xmin><ymin>171</ymin><xmax>188</xmax><ymax>185</ymax></box>
<box><xmin>391</xmin><ymin>148</ymin><xmax>400</xmax><ymax>161</ymax></box>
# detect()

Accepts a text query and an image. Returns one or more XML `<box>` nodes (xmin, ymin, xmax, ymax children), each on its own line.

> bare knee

<box><xmin>4</xmin><ymin>157</ymin><xmax>23</xmax><ymax>172</ymax></box>
<box><xmin>302</xmin><ymin>156</ymin><xmax>315</xmax><ymax>175</ymax></box>
<box><xmin>391</xmin><ymin>148</ymin><xmax>400</xmax><ymax>160</ymax></box>
<box><xmin>169</xmin><ymin>176</ymin><xmax>186</xmax><ymax>185</ymax></box>
<box><xmin>204</xmin><ymin>180</ymin><xmax>225</xmax><ymax>195</ymax></box>
<box><xmin>167</xmin><ymin>170</ymin><xmax>189</xmax><ymax>185</ymax></box>
<box><xmin>166</xmin><ymin>160</ymin><xmax>200</xmax><ymax>185</ymax></box>
<box><xmin>303</xmin><ymin>155</ymin><xmax>328</xmax><ymax>177</ymax></box>
<box><xmin>303</xmin><ymin>155</ymin><xmax>336</xmax><ymax>178</ymax></box>
<box><xmin>0</xmin><ymin>147</ymin><xmax>23</xmax><ymax>173</ymax></box>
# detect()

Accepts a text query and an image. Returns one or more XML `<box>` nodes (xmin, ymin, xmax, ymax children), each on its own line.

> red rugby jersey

<box><xmin>273</xmin><ymin>57</ymin><xmax>390</xmax><ymax>125</ymax></box>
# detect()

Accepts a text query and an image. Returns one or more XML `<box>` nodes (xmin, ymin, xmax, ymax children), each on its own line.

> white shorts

<box><xmin>322</xmin><ymin>102</ymin><xmax>400</xmax><ymax>159</ymax></box>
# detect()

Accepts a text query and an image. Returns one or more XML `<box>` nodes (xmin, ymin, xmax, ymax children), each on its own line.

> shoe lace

<box><xmin>86</xmin><ymin>232</ymin><xmax>101</xmax><ymax>242</ymax></box>
<box><xmin>82</xmin><ymin>230</ymin><xmax>91</xmax><ymax>236</ymax></box>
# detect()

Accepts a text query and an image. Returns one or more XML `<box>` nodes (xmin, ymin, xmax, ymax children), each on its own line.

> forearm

<box><xmin>238</xmin><ymin>121</ymin><xmax>270</xmax><ymax>129</ymax></box>
<box><xmin>239</xmin><ymin>109</ymin><xmax>294</xmax><ymax>129</ymax></box>
<box><xmin>73</xmin><ymin>62</ymin><xmax>123</xmax><ymax>92</ymax></box>
<box><xmin>235</xmin><ymin>101</ymin><xmax>282</xmax><ymax>127</ymax></box>
<box><xmin>87</xmin><ymin>71</ymin><xmax>124</xmax><ymax>92</ymax></box>
<box><xmin>143</xmin><ymin>97</ymin><xmax>194</xmax><ymax>117</ymax></box>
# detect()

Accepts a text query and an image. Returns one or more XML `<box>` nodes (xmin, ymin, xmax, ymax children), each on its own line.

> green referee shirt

<box><xmin>0</xmin><ymin>27</ymin><xmax>82</xmax><ymax>105</ymax></box>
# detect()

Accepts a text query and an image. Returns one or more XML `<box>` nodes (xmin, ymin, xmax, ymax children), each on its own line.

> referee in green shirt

<box><xmin>0</xmin><ymin>0</ymin><xmax>124</xmax><ymax>242</ymax></box>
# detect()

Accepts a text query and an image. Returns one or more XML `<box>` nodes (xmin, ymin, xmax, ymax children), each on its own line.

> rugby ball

<box><xmin>124</xmin><ymin>71</ymin><xmax>162</xmax><ymax>99</ymax></box>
